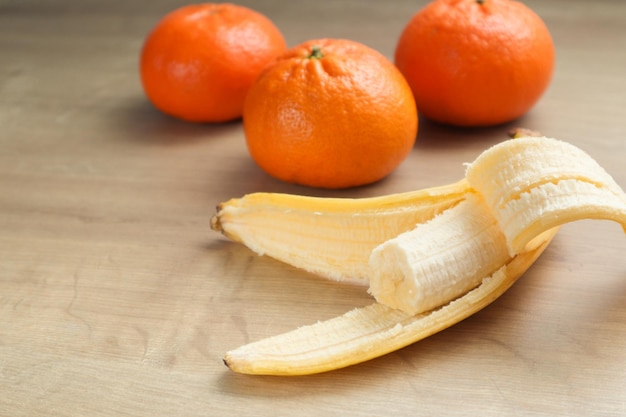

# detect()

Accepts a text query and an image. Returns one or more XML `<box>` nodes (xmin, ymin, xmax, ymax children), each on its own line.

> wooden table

<box><xmin>1</xmin><ymin>1</ymin><xmax>625</xmax><ymax>415</ymax></box>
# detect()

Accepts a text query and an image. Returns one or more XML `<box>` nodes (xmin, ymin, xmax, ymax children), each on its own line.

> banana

<box><xmin>213</xmin><ymin>136</ymin><xmax>626</xmax><ymax>375</ymax></box>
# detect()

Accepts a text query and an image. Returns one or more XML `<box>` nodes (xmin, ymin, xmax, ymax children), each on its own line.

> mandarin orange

<box><xmin>243</xmin><ymin>39</ymin><xmax>418</xmax><ymax>189</ymax></box>
<box><xmin>395</xmin><ymin>0</ymin><xmax>555</xmax><ymax>127</ymax></box>
<box><xmin>140</xmin><ymin>3</ymin><xmax>287</xmax><ymax>123</ymax></box>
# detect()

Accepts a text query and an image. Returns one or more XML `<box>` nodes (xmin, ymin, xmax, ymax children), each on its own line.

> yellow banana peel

<box><xmin>212</xmin><ymin>136</ymin><xmax>626</xmax><ymax>375</ymax></box>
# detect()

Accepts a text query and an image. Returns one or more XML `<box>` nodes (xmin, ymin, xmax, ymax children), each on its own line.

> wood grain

<box><xmin>1</xmin><ymin>1</ymin><xmax>625</xmax><ymax>416</ymax></box>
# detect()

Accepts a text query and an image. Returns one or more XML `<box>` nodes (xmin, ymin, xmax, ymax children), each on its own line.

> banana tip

<box><xmin>210</xmin><ymin>214</ymin><xmax>222</xmax><ymax>232</ymax></box>
<box><xmin>508</xmin><ymin>127</ymin><xmax>542</xmax><ymax>139</ymax></box>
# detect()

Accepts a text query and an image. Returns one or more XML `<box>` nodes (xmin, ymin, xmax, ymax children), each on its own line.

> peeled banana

<box><xmin>212</xmin><ymin>136</ymin><xmax>626</xmax><ymax>375</ymax></box>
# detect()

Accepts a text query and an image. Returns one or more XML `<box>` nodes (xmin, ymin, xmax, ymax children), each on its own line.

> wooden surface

<box><xmin>1</xmin><ymin>1</ymin><xmax>625</xmax><ymax>416</ymax></box>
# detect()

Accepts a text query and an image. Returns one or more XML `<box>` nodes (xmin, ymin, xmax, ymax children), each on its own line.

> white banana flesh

<box><xmin>368</xmin><ymin>193</ymin><xmax>510</xmax><ymax>315</ymax></box>
<box><xmin>368</xmin><ymin>137</ymin><xmax>626</xmax><ymax>314</ymax></box>
<box><xmin>212</xmin><ymin>136</ymin><xmax>626</xmax><ymax>375</ymax></box>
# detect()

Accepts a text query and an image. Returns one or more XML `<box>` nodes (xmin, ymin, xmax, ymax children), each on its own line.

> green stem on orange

<box><xmin>308</xmin><ymin>46</ymin><xmax>325</xmax><ymax>59</ymax></box>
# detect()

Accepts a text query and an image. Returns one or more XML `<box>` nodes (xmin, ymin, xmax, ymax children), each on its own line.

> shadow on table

<box><xmin>105</xmin><ymin>95</ymin><xmax>243</xmax><ymax>146</ymax></box>
<box><xmin>413</xmin><ymin>115</ymin><xmax>531</xmax><ymax>151</ymax></box>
